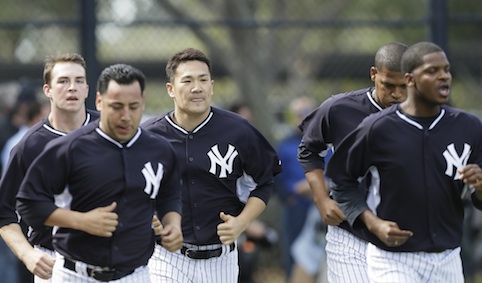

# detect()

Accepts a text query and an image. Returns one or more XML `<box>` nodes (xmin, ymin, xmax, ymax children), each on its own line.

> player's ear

<box><xmin>95</xmin><ymin>92</ymin><xmax>102</xmax><ymax>111</ymax></box>
<box><xmin>405</xmin><ymin>72</ymin><xmax>414</xmax><ymax>87</ymax></box>
<box><xmin>166</xmin><ymin>83</ymin><xmax>175</xmax><ymax>98</ymax></box>
<box><xmin>369</xmin><ymin>66</ymin><xmax>378</xmax><ymax>83</ymax></box>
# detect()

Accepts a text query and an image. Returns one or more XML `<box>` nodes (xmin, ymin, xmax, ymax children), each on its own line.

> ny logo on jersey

<box><xmin>142</xmin><ymin>162</ymin><xmax>164</xmax><ymax>199</ymax></box>
<box><xmin>207</xmin><ymin>144</ymin><xmax>238</xmax><ymax>178</ymax></box>
<box><xmin>443</xmin><ymin>143</ymin><xmax>471</xmax><ymax>180</ymax></box>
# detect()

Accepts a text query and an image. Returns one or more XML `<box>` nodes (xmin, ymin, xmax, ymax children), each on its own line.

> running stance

<box><xmin>142</xmin><ymin>48</ymin><xmax>281</xmax><ymax>283</ymax></box>
<box><xmin>0</xmin><ymin>53</ymin><xmax>98</xmax><ymax>282</ymax></box>
<box><xmin>297</xmin><ymin>42</ymin><xmax>408</xmax><ymax>282</ymax></box>
<box><xmin>327</xmin><ymin>42</ymin><xmax>482</xmax><ymax>283</ymax></box>
<box><xmin>17</xmin><ymin>64</ymin><xmax>183</xmax><ymax>283</ymax></box>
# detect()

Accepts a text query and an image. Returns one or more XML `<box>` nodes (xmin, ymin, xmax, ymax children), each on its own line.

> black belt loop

<box><xmin>63</xmin><ymin>258</ymin><xmax>135</xmax><ymax>282</ymax></box>
<box><xmin>181</xmin><ymin>243</ymin><xmax>235</xmax><ymax>260</ymax></box>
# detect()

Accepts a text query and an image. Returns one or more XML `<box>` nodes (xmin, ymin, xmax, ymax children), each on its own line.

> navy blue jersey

<box><xmin>141</xmin><ymin>106</ymin><xmax>282</xmax><ymax>245</ymax></box>
<box><xmin>0</xmin><ymin>110</ymin><xmax>99</xmax><ymax>249</ymax></box>
<box><xmin>298</xmin><ymin>87</ymin><xmax>380</xmax><ymax>171</ymax></box>
<box><xmin>297</xmin><ymin>87</ymin><xmax>380</xmax><ymax>237</ymax></box>
<box><xmin>326</xmin><ymin>105</ymin><xmax>482</xmax><ymax>252</ymax></box>
<box><xmin>16</xmin><ymin>121</ymin><xmax>182</xmax><ymax>271</ymax></box>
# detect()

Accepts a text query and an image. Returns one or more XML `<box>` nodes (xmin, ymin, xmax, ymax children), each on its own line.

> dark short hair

<box><xmin>401</xmin><ymin>42</ymin><xmax>444</xmax><ymax>73</ymax></box>
<box><xmin>97</xmin><ymin>64</ymin><xmax>146</xmax><ymax>95</ymax></box>
<box><xmin>43</xmin><ymin>53</ymin><xmax>87</xmax><ymax>86</ymax></box>
<box><xmin>374</xmin><ymin>42</ymin><xmax>408</xmax><ymax>72</ymax></box>
<box><xmin>165</xmin><ymin>48</ymin><xmax>212</xmax><ymax>83</ymax></box>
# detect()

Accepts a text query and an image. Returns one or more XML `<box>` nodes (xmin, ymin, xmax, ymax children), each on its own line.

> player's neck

<box><xmin>399</xmin><ymin>99</ymin><xmax>441</xmax><ymax>117</ymax></box>
<box><xmin>172</xmin><ymin>109</ymin><xmax>210</xmax><ymax>132</ymax></box>
<box><xmin>48</xmin><ymin>107</ymin><xmax>87</xmax><ymax>133</ymax></box>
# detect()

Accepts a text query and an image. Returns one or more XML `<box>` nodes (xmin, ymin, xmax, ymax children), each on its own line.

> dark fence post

<box><xmin>428</xmin><ymin>0</ymin><xmax>448</xmax><ymax>54</ymax></box>
<box><xmin>80</xmin><ymin>0</ymin><xmax>99</xmax><ymax>110</ymax></box>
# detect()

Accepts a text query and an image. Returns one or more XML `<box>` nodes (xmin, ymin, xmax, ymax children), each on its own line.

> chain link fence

<box><xmin>1</xmin><ymin>1</ymin><xmax>482</xmax><ymax>282</ymax></box>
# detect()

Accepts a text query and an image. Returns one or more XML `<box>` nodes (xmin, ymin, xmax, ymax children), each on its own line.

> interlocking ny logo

<box><xmin>207</xmin><ymin>144</ymin><xmax>238</xmax><ymax>178</ymax></box>
<box><xmin>142</xmin><ymin>162</ymin><xmax>164</xmax><ymax>199</ymax></box>
<box><xmin>443</xmin><ymin>143</ymin><xmax>471</xmax><ymax>180</ymax></box>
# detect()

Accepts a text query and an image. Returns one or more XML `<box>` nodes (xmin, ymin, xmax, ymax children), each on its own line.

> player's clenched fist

<box><xmin>157</xmin><ymin>211</ymin><xmax>183</xmax><ymax>252</ymax></box>
<box><xmin>316</xmin><ymin>197</ymin><xmax>346</xmax><ymax>226</ymax></box>
<box><xmin>217</xmin><ymin>212</ymin><xmax>244</xmax><ymax>245</ymax></box>
<box><xmin>80</xmin><ymin>202</ymin><xmax>119</xmax><ymax>237</ymax></box>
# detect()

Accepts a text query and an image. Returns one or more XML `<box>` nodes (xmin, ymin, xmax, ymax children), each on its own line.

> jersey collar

<box><xmin>165</xmin><ymin>111</ymin><xmax>213</xmax><ymax>135</ymax></box>
<box><xmin>366</xmin><ymin>89</ymin><xmax>383</xmax><ymax>112</ymax></box>
<box><xmin>95</xmin><ymin>127</ymin><xmax>142</xmax><ymax>148</ymax></box>
<box><xmin>395</xmin><ymin>108</ymin><xmax>445</xmax><ymax>130</ymax></box>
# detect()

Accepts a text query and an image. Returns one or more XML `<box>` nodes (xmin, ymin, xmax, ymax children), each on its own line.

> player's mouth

<box><xmin>117</xmin><ymin>125</ymin><xmax>132</xmax><ymax>134</ymax></box>
<box><xmin>438</xmin><ymin>84</ymin><xmax>450</xmax><ymax>97</ymax></box>
<box><xmin>191</xmin><ymin>97</ymin><xmax>204</xmax><ymax>102</ymax></box>
<box><xmin>66</xmin><ymin>96</ymin><xmax>79</xmax><ymax>101</ymax></box>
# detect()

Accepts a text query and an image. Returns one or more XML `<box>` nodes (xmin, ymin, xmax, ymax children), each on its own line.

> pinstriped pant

<box><xmin>367</xmin><ymin>243</ymin><xmax>464</xmax><ymax>283</ymax></box>
<box><xmin>325</xmin><ymin>225</ymin><xmax>370</xmax><ymax>283</ymax></box>
<box><xmin>34</xmin><ymin>246</ymin><xmax>55</xmax><ymax>283</ymax></box>
<box><xmin>148</xmin><ymin>244</ymin><xmax>238</xmax><ymax>283</ymax></box>
<box><xmin>51</xmin><ymin>254</ymin><xmax>150</xmax><ymax>283</ymax></box>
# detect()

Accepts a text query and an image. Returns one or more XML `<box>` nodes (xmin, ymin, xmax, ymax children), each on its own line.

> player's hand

<box><xmin>157</xmin><ymin>224</ymin><xmax>183</xmax><ymax>252</ymax></box>
<box><xmin>152</xmin><ymin>215</ymin><xmax>163</xmax><ymax>236</ymax></box>
<box><xmin>23</xmin><ymin>248</ymin><xmax>55</xmax><ymax>279</ymax></box>
<box><xmin>459</xmin><ymin>164</ymin><xmax>482</xmax><ymax>191</ymax></box>
<box><xmin>370</xmin><ymin>219</ymin><xmax>413</xmax><ymax>247</ymax></box>
<box><xmin>315</xmin><ymin>197</ymin><xmax>346</xmax><ymax>226</ymax></box>
<box><xmin>217</xmin><ymin>212</ymin><xmax>244</xmax><ymax>245</ymax></box>
<box><xmin>82</xmin><ymin>202</ymin><xmax>118</xmax><ymax>237</ymax></box>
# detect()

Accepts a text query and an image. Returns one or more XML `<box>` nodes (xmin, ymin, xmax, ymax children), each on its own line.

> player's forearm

<box><xmin>0</xmin><ymin>223</ymin><xmax>35</xmax><ymax>263</ymax></box>
<box><xmin>305</xmin><ymin>169</ymin><xmax>329</xmax><ymax>203</ymax></box>
<box><xmin>359</xmin><ymin>209</ymin><xmax>382</xmax><ymax>232</ymax></box>
<box><xmin>44</xmin><ymin>208</ymin><xmax>83</xmax><ymax>229</ymax></box>
<box><xmin>160</xmin><ymin>211</ymin><xmax>182</xmax><ymax>229</ymax></box>
<box><xmin>237</xmin><ymin>197</ymin><xmax>266</xmax><ymax>232</ymax></box>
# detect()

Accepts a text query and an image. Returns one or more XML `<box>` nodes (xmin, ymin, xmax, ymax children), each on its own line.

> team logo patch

<box><xmin>207</xmin><ymin>144</ymin><xmax>238</xmax><ymax>178</ymax></box>
<box><xmin>142</xmin><ymin>162</ymin><xmax>164</xmax><ymax>199</ymax></box>
<box><xmin>443</xmin><ymin>143</ymin><xmax>471</xmax><ymax>180</ymax></box>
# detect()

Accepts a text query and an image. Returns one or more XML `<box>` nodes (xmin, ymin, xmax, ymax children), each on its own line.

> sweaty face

<box><xmin>408</xmin><ymin>52</ymin><xmax>451</xmax><ymax>106</ymax></box>
<box><xmin>43</xmin><ymin>62</ymin><xmax>89</xmax><ymax>113</ymax></box>
<box><xmin>96</xmin><ymin>80</ymin><xmax>145</xmax><ymax>143</ymax></box>
<box><xmin>167</xmin><ymin>60</ymin><xmax>214</xmax><ymax>119</ymax></box>
<box><xmin>371</xmin><ymin>67</ymin><xmax>407</xmax><ymax>109</ymax></box>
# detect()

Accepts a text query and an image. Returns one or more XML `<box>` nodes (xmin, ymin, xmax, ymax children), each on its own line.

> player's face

<box><xmin>167</xmin><ymin>60</ymin><xmax>214</xmax><ymax>118</ymax></box>
<box><xmin>370</xmin><ymin>66</ymin><xmax>407</xmax><ymax>109</ymax></box>
<box><xmin>96</xmin><ymin>80</ymin><xmax>145</xmax><ymax>143</ymax></box>
<box><xmin>407</xmin><ymin>51</ymin><xmax>451</xmax><ymax>107</ymax></box>
<box><xmin>43</xmin><ymin>62</ymin><xmax>88</xmax><ymax>113</ymax></box>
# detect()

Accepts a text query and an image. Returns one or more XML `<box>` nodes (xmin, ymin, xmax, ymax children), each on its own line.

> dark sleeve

<box><xmin>16</xmin><ymin>139</ymin><xmax>69</xmax><ymax>230</ymax></box>
<box><xmin>297</xmin><ymin>138</ymin><xmax>327</xmax><ymax>172</ymax></box>
<box><xmin>155</xmin><ymin>143</ymin><xmax>182</xmax><ymax>218</ymax></box>
<box><xmin>297</xmin><ymin>102</ymin><xmax>334</xmax><ymax>172</ymax></box>
<box><xmin>248</xmin><ymin>184</ymin><xmax>273</xmax><ymax>205</ymax></box>
<box><xmin>0</xmin><ymin>143</ymin><xmax>26</xmax><ymax>227</ymax></box>
<box><xmin>469</xmin><ymin>116</ymin><xmax>482</xmax><ymax>211</ymax></box>
<box><xmin>325</xmin><ymin>121</ymin><xmax>372</xmax><ymax>226</ymax></box>
<box><xmin>244</xmin><ymin>124</ymin><xmax>282</xmax><ymax>205</ymax></box>
<box><xmin>16</xmin><ymin>200</ymin><xmax>58</xmax><ymax>230</ymax></box>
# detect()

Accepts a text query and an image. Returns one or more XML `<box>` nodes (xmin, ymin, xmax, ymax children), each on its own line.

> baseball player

<box><xmin>16</xmin><ymin>64</ymin><xmax>183</xmax><ymax>283</ymax></box>
<box><xmin>326</xmin><ymin>41</ymin><xmax>482</xmax><ymax>282</ymax></box>
<box><xmin>0</xmin><ymin>53</ymin><xmax>99</xmax><ymax>282</ymax></box>
<box><xmin>142</xmin><ymin>48</ymin><xmax>282</xmax><ymax>283</ymax></box>
<box><xmin>297</xmin><ymin>42</ymin><xmax>408</xmax><ymax>282</ymax></box>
